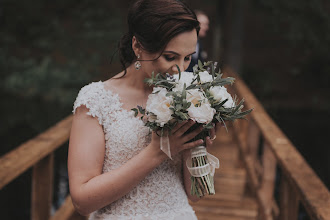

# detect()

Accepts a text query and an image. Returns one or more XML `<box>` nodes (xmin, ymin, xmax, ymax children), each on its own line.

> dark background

<box><xmin>1</xmin><ymin>0</ymin><xmax>329</xmax><ymax>219</ymax></box>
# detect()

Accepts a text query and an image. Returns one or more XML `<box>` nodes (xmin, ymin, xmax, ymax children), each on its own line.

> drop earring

<box><xmin>135</xmin><ymin>54</ymin><xmax>141</xmax><ymax>70</ymax></box>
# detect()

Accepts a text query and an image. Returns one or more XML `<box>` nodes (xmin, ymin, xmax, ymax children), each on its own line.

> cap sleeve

<box><xmin>73</xmin><ymin>81</ymin><xmax>104</xmax><ymax>125</ymax></box>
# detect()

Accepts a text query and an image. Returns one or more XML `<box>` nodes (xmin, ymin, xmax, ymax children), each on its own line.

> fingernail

<box><xmin>199</xmin><ymin>140</ymin><xmax>204</xmax><ymax>144</ymax></box>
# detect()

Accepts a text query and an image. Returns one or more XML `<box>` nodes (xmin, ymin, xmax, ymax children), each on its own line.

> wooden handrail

<box><xmin>224</xmin><ymin>66</ymin><xmax>330</xmax><ymax>220</ymax></box>
<box><xmin>0</xmin><ymin>116</ymin><xmax>72</xmax><ymax>189</ymax></box>
<box><xmin>0</xmin><ymin>115</ymin><xmax>74</xmax><ymax>219</ymax></box>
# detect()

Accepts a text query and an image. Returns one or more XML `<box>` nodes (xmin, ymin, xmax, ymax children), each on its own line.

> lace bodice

<box><xmin>73</xmin><ymin>82</ymin><xmax>197</xmax><ymax>220</ymax></box>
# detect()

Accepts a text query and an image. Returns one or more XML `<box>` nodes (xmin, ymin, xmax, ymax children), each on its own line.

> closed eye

<box><xmin>184</xmin><ymin>56</ymin><xmax>191</xmax><ymax>61</ymax></box>
<box><xmin>164</xmin><ymin>55</ymin><xmax>176</xmax><ymax>61</ymax></box>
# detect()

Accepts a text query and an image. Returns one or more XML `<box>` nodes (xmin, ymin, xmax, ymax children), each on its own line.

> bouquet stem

<box><xmin>189</xmin><ymin>146</ymin><xmax>216</xmax><ymax>197</ymax></box>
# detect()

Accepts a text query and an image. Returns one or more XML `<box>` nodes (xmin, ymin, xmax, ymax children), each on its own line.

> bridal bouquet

<box><xmin>132</xmin><ymin>61</ymin><xmax>252</xmax><ymax>197</ymax></box>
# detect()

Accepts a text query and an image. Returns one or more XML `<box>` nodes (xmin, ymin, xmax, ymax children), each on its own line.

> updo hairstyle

<box><xmin>118</xmin><ymin>0</ymin><xmax>200</xmax><ymax>72</ymax></box>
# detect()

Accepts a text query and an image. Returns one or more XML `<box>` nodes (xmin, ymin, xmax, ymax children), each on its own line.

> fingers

<box><xmin>205</xmin><ymin>136</ymin><xmax>213</xmax><ymax>148</ymax></box>
<box><xmin>183</xmin><ymin>139</ymin><xmax>204</xmax><ymax>150</ymax></box>
<box><xmin>171</xmin><ymin>120</ymin><xmax>189</xmax><ymax>134</ymax></box>
<box><xmin>173</xmin><ymin>120</ymin><xmax>196</xmax><ymax>137</ymax></box>
<box><xmin>182</xmin><ymin>125</ymin><xmax>203</xmax><ymax>143</ymax></box>
<box><xmin>209</xmin><ymin>126</ymin><xmax>216</xmax><ymax>140</ymax></box>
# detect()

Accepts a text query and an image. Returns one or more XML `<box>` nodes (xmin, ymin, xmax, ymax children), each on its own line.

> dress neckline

<box><xmin>100</xmin><ymin>81</ymin><xmax>145</xmax><ymax>118</ymax></box>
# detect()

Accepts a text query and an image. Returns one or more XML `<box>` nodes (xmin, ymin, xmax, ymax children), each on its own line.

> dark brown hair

<box><xmin>118</xmin><ymin>0</ymin><xmax>200</xmax><ymax>72</ymax></box>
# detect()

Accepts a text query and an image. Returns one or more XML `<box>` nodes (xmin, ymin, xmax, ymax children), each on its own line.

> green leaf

<box><xmin>175</xmin><ymin>104</ymin><xmax>182</xmax><ymax>110</ymax></box>
<box><xmin>198</xmin><ymin>60</ymin><xmax>204</xmax><ymax>70</ymax></box>
<box><xmin>211</xmin><ymin>62</ymin><xmax>215</xmax><ymax>80</ymax></box>
<box><xmin>131</xmin><ymin>108</ymin><xmax>138</xmax><ymax>117</ymax></box>
<box><xmin>216</xmin><ymin>115</ymin><xmax>228</xmax><ymax>132</ymax></box>
<box><xmin>186</xmin><ymin>84</ymin><xmax>198</xmax><ymax>90</ymax></box>
<box><xmin>182</xmin><ymin>84</ymin><xmax>187</xmax><ymax>99</ymax></box>
<box><xmin>203</xmin><ymin>122</ymin><xmax>214</xmax><ymax>129</ymax></box>
<box><xmin>232</xmin><ymin>108</ymin><xmax>253</xmax><ymax>119</ymax></box>
<box><xmin>176</xmin><ymin>64</ymin><xmax>181</xmax><ymax>80</ymax></box>
<box><xmin>137</xmin><ymin>105</ymin><xmax>145</xmax><ymax>115</ymax></box>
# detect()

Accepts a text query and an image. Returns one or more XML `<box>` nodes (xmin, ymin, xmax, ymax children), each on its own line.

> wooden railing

<box><xmin>0</xmin><ymin>116</ymin><xmax>77</xmax><ymax>220</ymax></box>
<box><xmin>0</xmin><ymin>68</ymin><xmax>329</xmax><ymax>220</ymax></box>
<box><xmin>224</xmin><ymin>67</ymin><xmax>330</xmax><ymax>220</ymax></box>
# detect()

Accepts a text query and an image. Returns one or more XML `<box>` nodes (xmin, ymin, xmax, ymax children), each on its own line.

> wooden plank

<box><xmin>278</xmin><ymin>175</ymin><xmax>299</xmax><ymax>220</ymax></box>
<box><xmin>192</xmin><ymin>204</ymin><xmax>258</xmax><ymax>218</ymax></box>
<box><xmin>215</xmin><ymin>168</ymin><xmax>246</xmax><ymax>178</ymax></box>
<box><xmin>50</xmin><ymin>196</ymin><xmax>76</xmax><ymax>220</ymax></box>
<box><xmin>0</xmin><ymin>115</ymin><xmax>72</xmax><ymax>189</ymax></box>
<box><xmin>192</xmin><ymin>196</ymin><xmax>258</xmax><ymax>210</ymax></box>
<box><xmin>225</xmin><ymin>67</ymin><xmax>330</xmax><ymax>220</ymax></box>
<box><xmin>195</xmin><ymin>212</ymin><xmax>256</xmax><ymax>220</ymax></box>
<box><xmin>31</xmin><ymin>153</ymin><xmax>54</xmax><ymax>220</ymax></box>
<box><xmin>234</xmin><ymin>133</ymin><xmax>259</xmax><ymax>191</ymax></box>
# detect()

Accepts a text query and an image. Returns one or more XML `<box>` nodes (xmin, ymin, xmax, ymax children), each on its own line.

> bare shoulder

<box><xmin>103</xmin><ymin>71</ymin><xmax>126</xmax><ymax>90</ymax></box>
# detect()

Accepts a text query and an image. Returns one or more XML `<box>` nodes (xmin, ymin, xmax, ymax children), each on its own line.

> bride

<box><xmin>68</xmin><ymin>0</ymin><xmax>217</xmax><ymax>219</ymax></box>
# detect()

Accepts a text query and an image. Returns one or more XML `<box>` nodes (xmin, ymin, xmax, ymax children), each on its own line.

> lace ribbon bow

<box><xmin>160</xmin><ymin>135</ymin><xmax>220</xmax><ymax>176</ymax></box>
<box><xmin>186</xmin><ymin>146</ymin><xmax>220</xmax><ymax>177</ymax></box>
<box><xmin>160</xmin><ymin>134</ymin><xmax>172</xmax><ymax>160</ymax></box>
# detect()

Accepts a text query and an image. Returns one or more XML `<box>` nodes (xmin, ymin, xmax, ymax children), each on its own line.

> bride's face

<box><xmin>141</xmin><ymin>29</ymin><xmax>198</xmax><ymax>76</ymax></box>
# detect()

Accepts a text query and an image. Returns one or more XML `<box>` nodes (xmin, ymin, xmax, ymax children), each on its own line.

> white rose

<box><xmin>209</xmin><ymin>86</ymin><xmax>234</xmax><ymax>108</ymax></box>
<box><xmin>199</xmin><ymin>71</ymin><xmax>213</xmax><ymax>83</ymax></box>
<box><xmin>146</xmin><ymin>87</ymin><xmax>173</xmax><ymax>127</ymax></box>
<box><xmin>172</xmin><ymin>71</ymin><xmax>195</xmax><ymax>92</ymax></box>
<box><xmin>186</xmin><ymin>89</ymin><xmax>215</xmax><ymax>124</ymax></box>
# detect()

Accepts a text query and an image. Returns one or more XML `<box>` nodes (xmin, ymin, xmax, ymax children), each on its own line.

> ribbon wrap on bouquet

<box><xmin>160</xmin><ymin>133</ymin><xmax>172</xmax><ymax>160</ymax></box>
<box><xmin>159</xmin><ymin>134</ymin><xmax>220</xmax><ymax>177</ymax></box>
<box><xmin>186</xmin><ymin>146</ymin><xmax>220</xmax><ymax>177</ymax></box>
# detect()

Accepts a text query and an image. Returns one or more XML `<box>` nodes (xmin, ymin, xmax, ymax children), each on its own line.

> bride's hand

<box><xmin>150</xmin><ymin>120</ymin><xmax>204</xmax><ymax>158</ymax></box>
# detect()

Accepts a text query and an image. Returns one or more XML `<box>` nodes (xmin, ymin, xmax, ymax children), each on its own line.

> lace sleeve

<box><xmin>73</xmin><ymin>81</ymin><xmax>104</xmax><ymax>125</ymax></box>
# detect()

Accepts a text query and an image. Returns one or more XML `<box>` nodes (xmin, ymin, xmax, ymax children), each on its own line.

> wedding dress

<box><xmin>73</xmin><ymin>81</ymin><xmax>198</xmax><ymax>220</ymax></box>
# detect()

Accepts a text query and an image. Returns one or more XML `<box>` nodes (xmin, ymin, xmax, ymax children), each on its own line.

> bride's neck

<box><xmin>123</xmin><ymin>65</ymin><xmax>153</xmax><ymax>94</ymax></box>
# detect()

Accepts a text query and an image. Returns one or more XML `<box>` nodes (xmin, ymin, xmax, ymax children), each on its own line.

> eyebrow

<box><xmin>163</xmin><ymin>51</ymin><xmax>196</xmax><ymax>56</ymax></box>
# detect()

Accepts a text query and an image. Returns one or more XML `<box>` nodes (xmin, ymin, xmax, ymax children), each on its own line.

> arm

<box><xmin>68</xmin><ymin>106</ymin><xmax>203</xmax><ymax>216</ymax></box>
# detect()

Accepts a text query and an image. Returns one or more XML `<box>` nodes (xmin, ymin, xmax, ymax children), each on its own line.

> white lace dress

<box><xmin>73</xmin><ymin>81</ymin><xmax>198</xmax><ymax>220</ymax></box>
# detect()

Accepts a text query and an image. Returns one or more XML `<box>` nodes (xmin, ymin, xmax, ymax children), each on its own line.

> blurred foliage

<box><xmin>0</xmin><ymin>0</ymin><xmax>124</xmax><ymax>145</ymax></box>
<box><xmin>252</xmin><ymin>0</ymin><xmax>330</xmax><ymax>85</ymax></box>
<box><xmin>0</xmin><ymin>54</ymin><xmax>92</xmax><ymax>104</ymax></box>
<box><xmin>253</xmin><ymin>0</ymin><xmax>330</xmax><ymax>47</ymax></box>
<box><xmin>1</xmin><ymin>0</ymin><xmax>123</xmax><ymax>102</ymax></box>
<box><xmin>243</xmin><ymin>0</ymin><xmax>330</xmax><ymax>189</ymax></box>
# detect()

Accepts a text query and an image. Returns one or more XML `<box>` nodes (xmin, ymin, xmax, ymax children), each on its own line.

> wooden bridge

<box><xmin>1</xmin><ymin>67</ymin><xmax>329</xmax><ymax>220</ymax></box>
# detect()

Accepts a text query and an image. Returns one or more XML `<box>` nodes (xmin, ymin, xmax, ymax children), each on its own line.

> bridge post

<box><xmin>31</xmin><ymin>153</ymin><xmax>54</xmax><ymax>220</ymax></box>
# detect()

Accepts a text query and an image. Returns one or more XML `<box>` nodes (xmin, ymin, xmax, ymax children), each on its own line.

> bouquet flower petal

<box><xmin>132</xmin><ymin>61</ymin><xmax>252</xmax><ymax>197</ymax></box>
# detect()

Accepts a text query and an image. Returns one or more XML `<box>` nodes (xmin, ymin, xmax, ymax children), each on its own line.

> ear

<box><xmin>132</xmin><ymin>36</ymin><xmax>141</xmax><ymax>58</ymax></box>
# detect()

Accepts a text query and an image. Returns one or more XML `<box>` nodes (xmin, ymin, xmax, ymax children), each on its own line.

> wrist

<box><xmin>182</xmin><ymin>149</ymin><xmax>191</xmax><ymax>158</ymax></box>
<box><xmin>147</xmin><ymin>142</ymin><xmax>168</xmax><ymax>164</ymax></box>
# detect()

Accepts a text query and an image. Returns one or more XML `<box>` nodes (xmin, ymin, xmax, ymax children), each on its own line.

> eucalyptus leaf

<box><xmin>131</xmin><ymin>108</ymin><xmax>138</xmax><ymax>117</ymax></box>
<box><xmin>211</xmin><ymin>62</ymin><xmax>215</xmax><ymax>80</ymax></box>
<box><xmin>198</xmin><ymin>60</ymin><xmax>205</xmax><ymax>71</ymax></box>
